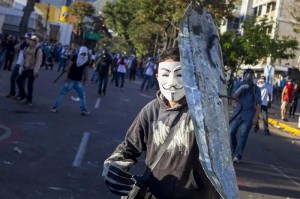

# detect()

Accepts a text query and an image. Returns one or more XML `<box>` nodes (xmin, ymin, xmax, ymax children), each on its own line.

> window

<box><xmin>258</xmin><ymin>5</ymin><xmax>263</xmax><ymax>16</ymax></box>
<box><xmin>267</xmin><ymin>2</ymin><xmax>276</xmax><ymax>12</ymax></box>
<box><xmin>253</xmin><ymin>7</ymin><xmax>258</xmax><ymax>16</ymax></box>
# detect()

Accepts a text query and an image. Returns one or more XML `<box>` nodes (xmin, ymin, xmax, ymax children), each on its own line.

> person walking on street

<box><xmin>281</xmin><ymin>78</ymin><xmax>294</xmax><ymax>121</ymax></box>
<box><xmin>128</xmin><ymin>54</ymin><xmax>137</xmax><ymax>81</ymax></box>
<box><xmin>102</xmin><ymin>47</ymin><xmax>220</xmax><ymax>199</ymax></box>
<box><xmin>230</xmin><ymin>69</ymin><xmax>262</xmax><ymax>163</ymax></box>
<box><xmin>3</xmin><ymin>35</ymin><xmax>16</xmax><ymax>71</ymax></box>
<box><xmin>254</xmin><ymin>76</ymin><xmax>272</xmax><ymax>135</ymax></box>
<box><xmin>6</xmin><ymin>33</ymin><xmax>31</xmax><ymax>99</ymax></box>
<box><xmin>96</xmin><ymin>49</ymin><xmax>112</xmax><ymax>96</ymax></box>
<box><xmin>16</xmin><ymin>35</ymin><xmax>43</xmax><ymax>105</ymax></box>
<box><xmin>50</xmin><ymin>46</ymin><xmax>90</xmax><ymax>115</ymax></box>
<box><xmin>140</xmin><ymin>58</ymin><xmax>156</xmax><ymax>92</ymax></box>
<box><xmin>0</xmin><ymin>37</ymin><xmax>7</xmax><ymax>69</ymax></box>
<box><xmin>115</xmin><ymin>55</ymin><xmax>127</xmax><ymax>90</ymax></box>
<box><xmin>289</xmin><ymin>83</ymin><xmax>300</xmax><ymax>118</ymax></box>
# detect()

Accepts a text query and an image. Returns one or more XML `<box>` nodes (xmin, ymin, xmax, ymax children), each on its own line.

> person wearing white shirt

<box><xmin>254</xmin><ymin>76</ymin><xmax>272</xmax><ymax>135</ymax></box>
<box><xmin>116</xmin><ymin>56</ymin><xmax>127</xmax><ymax>90</ymax></box>
<box><xmin>140</xmin><ymin>59</ymin><xmax>157</xmax><ymax>92</ymax></box>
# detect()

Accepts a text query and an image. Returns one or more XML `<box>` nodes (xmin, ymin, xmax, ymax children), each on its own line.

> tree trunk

<box><xmin>19</xmin><ymin>0</ymin><xmax>36</xmax><ymax>37</ymax></box>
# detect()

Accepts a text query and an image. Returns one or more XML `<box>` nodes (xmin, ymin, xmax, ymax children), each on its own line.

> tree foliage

<box><xmin>103</xmin><ymin>0</ymin><xmax>236</xmax><ymax>56</ymax></box>
<box><xmin>221</xmin><ymin>16</ymin><xmax>299</xmax><ymax>73</ymax></box>
<box><xmin>69</xmin><ymin>2</ymin><xmax>95</xmax><ymax>39</ymax></box>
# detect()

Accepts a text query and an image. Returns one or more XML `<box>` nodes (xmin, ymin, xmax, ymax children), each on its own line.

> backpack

<box><xmin>35</xmin><ymin>47</ymin><xmax>46</xmax><ymax>68</ymax></box>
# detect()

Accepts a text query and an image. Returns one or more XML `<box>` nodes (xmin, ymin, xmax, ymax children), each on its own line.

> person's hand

<box><xmin>234</xmin><ymin>84</ymin><xmax>249</xmax><ymax>95</ymax></box>
<box><xmin>252</xmin><ymin>116</ymin><xmax>258</xmax><ymax>126</ymax></box>
<box><xmin>64</xmin><ymin>76</ymin><xmax>68</xmax><ymax>82</ymax></box>
<box><xmin>33</xmin><ymin>72</ymin><xmax>38</xmax><ymax>79</ymax></box>
<box><xmin>18</xmin><ymin>66</ymin><xmax>24</xmax><ymax>75</ymax></box>
<box><xmin>102</xmin><ymin>152</ymin><xmax>135</xmax><ymax>196</ymax></box>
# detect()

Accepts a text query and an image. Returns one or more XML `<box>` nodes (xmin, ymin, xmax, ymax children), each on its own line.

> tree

<box><xmin>69</xmin><ymin>2</ymin><xmax>95</xmax><ymax>43</ymax></box>
<box><xmin>19</xmin><ymin>0</ymin><xmax>39</xmax><ymax>37</ymax></box>
<box><xmin>103</xmin><ymin>0</ymin><xmax>236</xmax><ymax>56</ymax></box>
<box><xmin>221</xmin><ymin>16</ymin><xmax>299</xmax><ymax>73</ymax></box>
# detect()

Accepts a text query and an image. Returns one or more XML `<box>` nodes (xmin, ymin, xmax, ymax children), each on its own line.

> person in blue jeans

<box><xmin>230</xmin><ymin>69</ymin><xmax>261</xmax><ymax>163</ymax></box>
<box><xmin>50</xmin><ymin>46</ymin><xmax>90</xmax><ymax>115</ymax></box>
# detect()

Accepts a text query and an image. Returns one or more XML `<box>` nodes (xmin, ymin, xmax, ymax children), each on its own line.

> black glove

<box><xmin>104</xmin><ymin>164</ymin><xmax>136</xmax><ymax>196</ymax></box>
<box><xmin>102</xmin><ymin>152</ymin><xmax>135</xmax><ymax>196</ymax></box>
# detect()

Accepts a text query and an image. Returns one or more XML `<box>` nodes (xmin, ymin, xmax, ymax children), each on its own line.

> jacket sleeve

<box><xmin>113</xmin><ymin>107</ymin><xmax>149</xmax><ymax>164</ymax></box>
<box><xmin>34</xmin><ymin>48</ymin><xmax>43</xmax><ymax>74</ymax></box>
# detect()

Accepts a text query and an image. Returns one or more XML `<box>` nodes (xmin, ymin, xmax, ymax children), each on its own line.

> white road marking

<box><xmin>94</xmin><ymin>98</ymin><xmax>101</xmax><ymax>109</ymax></box>
<box><xmin>48</xmin><ymin>187</ymin><xmax>66</xmax><ymax>191</ymax></box>
<box><xmin>270</xmin><ymin>165</ymin><xmax>300</xmax><ymax>188</ymax></box>
<box><xmin>244</xmin><ymin>160</ymin><xmax>300</xmax><ymax>172</ymax></box>
<box><xmin>72</xmin><ymin>132</ymin><xmax>90</xmax><ymax>167</ymax></box>
<box><xmin>0</xmin><ymin>125</ymin><xmax>12</xmax><ymax>142</ymax></box>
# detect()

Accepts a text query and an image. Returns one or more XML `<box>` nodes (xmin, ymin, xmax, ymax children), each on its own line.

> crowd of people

<box><xmin>0</xmin><ymin>33</ymin><xmax>164</xmax><ymax>113</ymax></box>
<box><xmin>1</xmin><ymin>32</ymin><xmax>300</xmax><ymax>198</ymax></box>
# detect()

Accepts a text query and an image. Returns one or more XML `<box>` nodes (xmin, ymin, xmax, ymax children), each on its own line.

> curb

<box><xmin>268</xmin><ymin>118</ymin><xmax>300</xmax><ymax>136</ymax></box>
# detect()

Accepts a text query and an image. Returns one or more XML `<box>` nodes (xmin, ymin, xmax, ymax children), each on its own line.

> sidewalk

<box><xmin>267</xmin><ymin>101</ymin><xmax>300</xmax><ymax>136</ymax></box>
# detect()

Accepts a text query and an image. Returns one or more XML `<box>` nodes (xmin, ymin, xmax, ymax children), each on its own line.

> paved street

<box><xmin>0</xmin><ymin>66</ymin><xmax>299</xmax><ymax>199</ymax></box>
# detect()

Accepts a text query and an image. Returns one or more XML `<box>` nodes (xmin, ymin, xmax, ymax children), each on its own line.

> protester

<box><xmin>57</xmin><ymin>45</ymin><xmax>69</xmax><ymax>72</ymax></box>
<box><xmin>16</xmin><ymin>35</ymin><xmax>43</xmax><ymax>105</ymax></box>
<box><xmin>140</xmin><ymin>58</ymin><xmax>156</xmax><ymax>92</ymax></box>
<box><xmin>3</xmin><ymin>35</ymin><xmax>16</xmax><ymax>71</ymax></box>
<box><xmin>0</xmin><ymin>36</ymin><xmax>7</xmax><ymax>69</ymax></box>
<box><xmin>96</xmin><ymin>49</ymin><xmax>112</xmax><ymax>96</ymax></box>
<box><xmin>115</xmin><ymin>55</ymin><xmax>127</xmax><ymax>90</ymax></box>
<box><xmin>254</xmin><ymin>76</ymin><xmax>272</xmax><ymax>135</ymax></box>
<box><xmin>128</xmin><ymin>54</ymin><xmax>138</xmax><ymax>81</ymax></box>
<box><xmin>50</xmin><ymin>46</ymin><xmax>90</xmax><ymax>115</ymax></box>
<box><xmin>6</xmin><ymin>33</ymin><xmax>31</xmax><ymax>99</ymax></box>
<box><xmin>289</xmin><ymin>82</ymin><xmax>300</xmax><ymax>118</ymax></box>
<box><xmin>230</xmin><ymin>69</ymin><xmax>261</xmax><ymax>163</ymax></box>
<box><xmin>281</xmin><ymin>78</ymin><xmax>294</xmax><ymax>121</ymax></box>
<box><xmin>102</xmin><ymin>47</ymin><xmax>220</xmax><ymax>199</ymax></box>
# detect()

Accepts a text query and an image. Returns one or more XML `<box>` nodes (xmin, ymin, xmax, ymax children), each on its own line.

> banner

<box><xmin>60</xmin><ymin>6</ymin><xmax>70</xmax><ymax>22</ymax></box>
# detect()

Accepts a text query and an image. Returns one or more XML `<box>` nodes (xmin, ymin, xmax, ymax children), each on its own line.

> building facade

<box><xmin>222</xmin><ymin>0</ymin><xmax>300</xmax><ymax>69</ymax></box>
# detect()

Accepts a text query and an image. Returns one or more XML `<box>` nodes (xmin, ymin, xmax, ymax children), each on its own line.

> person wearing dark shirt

<box><xmin>102</xmin><ymin>47</ymin><xmax>220</xmax><ymax>199</ymax></box>
<box><xmin>3</xmin><ymin>35</ymin><xmax>16</xmax><ymax>71</ymax></box>
<box><xmin>96</xmin><ymin>49</ymin><xmax>112</xmax><ymax>96</ymax></box>
<box><xmin>50</xmin><ymin>46</ymin><xmax>90</xmax><ymax>115</ymax></box>
<box><xmin>6</xmin><ymin>33</ymin><xmax>31</xmax><ymax>98</ymax></box>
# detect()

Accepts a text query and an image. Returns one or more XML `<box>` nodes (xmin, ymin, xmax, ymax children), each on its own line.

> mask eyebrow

<box><xmin>174</xmin><ymin>68</ymin><xmax>181</xmax><ymax>73</ymax></box>
<box><xmin>160</xmin><ymin>68</ymin><xmax>170</xmax><ymax>72</ymax></box>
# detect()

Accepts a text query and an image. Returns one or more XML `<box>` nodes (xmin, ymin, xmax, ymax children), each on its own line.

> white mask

<box><xmin>157</xmin><ymin>61</ymin><xmax>185</xmax><ymax>102</ymax></box>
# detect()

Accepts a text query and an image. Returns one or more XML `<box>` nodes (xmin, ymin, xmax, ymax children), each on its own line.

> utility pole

<box><xmin>44</xmin><ymin>3</ymin><xmax>50</xmax><ymax>41</ymax></box>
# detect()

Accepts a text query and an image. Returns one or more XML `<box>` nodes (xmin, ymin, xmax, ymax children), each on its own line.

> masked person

<box><xmin>102</xmin><ymin>47</ymin><xmax>220</xmax><ymax>199</ymax></box>
<box><xmin>50</xmin><ymin>46</ymin><xmax>90</xmax><ymax>115</ymax></box>
<box><xmin>254</xmin><ymin>76</ymin><xmax>272</xmax><ymax>135</ymax></box>
<box><xmin>96</xmin><ymin>49</ymin><xmax>112</xmax><ymax>96</ymax></box>
<box><xmin>230</xmin><ymin>69</ymin><xmax>261</xmax><ymax>163</ymax></box>
<box><xmin>6</xmin><ymin>32</ymin><xmax>31</xmax><ymax>99</ymax></box>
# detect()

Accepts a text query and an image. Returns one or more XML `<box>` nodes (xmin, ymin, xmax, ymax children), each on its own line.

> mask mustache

<box><xmin>162</xmin><ymin>85</ymin><xmax>183</xmax><ymax>91</ymax></box>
